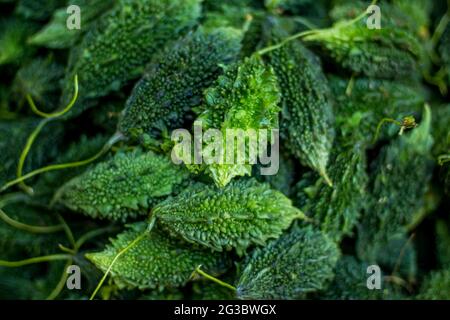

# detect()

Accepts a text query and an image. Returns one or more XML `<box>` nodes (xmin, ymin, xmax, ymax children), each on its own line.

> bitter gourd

<box><xmin>321</xmin><ymin>256</ymin><xmax>385</xmax><ymax>300</ymax></box>
<box><xmin>185</xmin><ymin>55</ymin><xmax>280</xmax><ymax>187</ymax></box>
<box><xmin>153</xmin><ymin>179</ymin><xmax>304</xmax><ymax>255</ymax></box>
<box><xmin>63</xmin><ymin>0</ymin><xmax>201</xmax><ymax>117</ymax></box>
<box><xmin>416</xmin><ymin>268</ymin><xmax>450</xmax><ymax>300</ymax></box>
<box><xmin>119</xmin><ymin>27</ymin><xmax>243</xmax><ymax>139</ymax></box>
<box><xmin>357</xmin><ymin>105</ymin><xmax>434</xmax><ymax>261</ymax></box>
<box><xmin>294</xmin><ymin>142</ymin><xmax>368</xmax><ymax>242</ymax></box>
<box><xmin>329</xmin><ymin>76</ymin><xmax>426</xmax><ymax>145</ymax></box>
<box><xmin>236</xmin><ymin>226</ymin><xmax>339</xmax><ymax>299</ymax></box>
<box><xmin>56</xmin><ymin>149</ymin><xmax>190</xmax><ymax>221</ymax></box>
<box><xmin>86</xmin><ymin>222</ymin><xmax>230</xmax><ymax>290</ymax></box>
<box><xmin>264</xmin><ymin>22</ymin><xmax>334</xmax><ymax>184</ymax></box>
<box><xmin>303</xmin><ymin>22</ymin><xmax>423</xmax><ymax>79</ymax></box>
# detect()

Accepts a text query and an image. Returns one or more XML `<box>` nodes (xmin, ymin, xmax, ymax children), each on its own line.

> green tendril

<box><xmin>0</xmin><ymin>208</ymin><xmax>64</xmax><ymax>233</ymax></box>
<box><xmin>89</xmin><ymin>232</ymin><xmax>149</xmax><ymax>300</ymax></box>
<box><xmin>193</xmin><ymin>265</ymin><xmax>237</xmax><ymax>292</ymax></box>
<box><xmin>1</xmin><ymin>132</ymin><xmax>124</xmax><ymax>194</ymax></box>
<box><xmin>16</xmin><ymin>119</ymin><xmax>50</xmax><ymax>194</ymax></box>
<box><xmin>0</xmin><ymin>254</ymin><xmax>72</xmax><ymax>267</ymax></box>
<box><xmin>27</xmin><ymin>75</ymin><xmax>79</xmax><ymax>119</ymax></box>
<box><xmin>15</xmin><ymin>75</ymin><xmax>79</xmax><ymax>195</ymax></box>
<box><xmin>0</xmin><ymin>193</ymin><xmax>64</xmax><ymax>233</ymax></box>
<box><xmin>373</xmin><ymin>115</ymin><xmax>418</xmax><ymax>144</ymax></box>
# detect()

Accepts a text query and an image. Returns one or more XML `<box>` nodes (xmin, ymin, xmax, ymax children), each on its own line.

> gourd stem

<box><xmin>194</xmin><ymin>265</ymin><xmax>236</xmax><ymax>292</ymax></box>
<box><xmin>391</xmin><ymin>233</ymin><xmax>415</xmax><ymax>277</ymax></box>
<box><xmin>48</xmin><ymin>225</ymin><xmax>116</xmax><ymax>300</ymax></box>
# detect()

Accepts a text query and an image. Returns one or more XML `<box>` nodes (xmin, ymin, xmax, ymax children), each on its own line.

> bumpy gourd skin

<box><xmin>265</xmin><ymin>24</ymin><xmax>334</xmax><ymax>184</ymax></box>
<box><xmin>304</xmin><ymin>22</ymin><xmax>422</xmax><ymax>79</ymax></box>
<box><xmin>63</xmin><ymin>0</ymin><xmax>201</xmax><ymax>117</ymax></box>
<box><xmin>119</xmin><ymin>27</ymin><xmax>243</xmax><ymax>139</ymax></box>
<box><xmin>153</xmin><ymin>179</ymin><xmax>303</xmax><ymax>255</ymax></box>
<box><xmin>56</xmin><ymin>150</ymin><xmax>189</xmax><ymax>221</ymax></box>
<box><xmin>236</xmin><ymin>226</ymin><xmax>339</xmax><ymax>299</ymax></box>
<box><xmin>357</xmin><ymin>106</ymin><xmax>434</xmax><ymax>261</ymax></box>
<box><xmin>329</xmin><ymin>76</ymin><xmax>426</xmax><ymax>145</ymax></box>
<box><xmin>86</xmin><ymin>222</ymin><xmax>230</xmax><ymax>290</ymax></box>
<box><xmin>295</xmin><ymin>143</ymin><xmax>368</xmax><ymax>242</ymax></box>
<box><xmin>330</xmin><ymin>0</ymin><xmax>432</xmax><ymax>40</ymax></box>
<box><xmin>12</xmin><ymin>57</ymin><xmax>64</xmax><ymax>112</ymax></box>
<box><xmin>416</xmin><ymin>268</ymin><xmax>450</xmax><ymax>300</ymax></box>
<box><xmin>188</xmin><ymin>55</ymin><xmax>280</xmax><ymax>187</ymax></box>
<box><xmin>29</xmin><ymin>0</ymin><xmax>116</xmax><ymax>49</ymax></box>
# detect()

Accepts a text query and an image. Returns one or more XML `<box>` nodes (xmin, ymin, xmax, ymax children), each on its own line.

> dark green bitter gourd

<box><xmin>29</xmin><ymin>0</ymin><xmax>116</xmax><ymax>49</ymax></box>
<box><xmin>153</xmin><ymin>179</ymin><xmax>305</xmax><ymax>255</ymax></box>
<box><xmin>119</xmin><ymin>27</ymin><xmax>243</xmax><ymax>139</ymax></box>
<box><xmin>86</xmin><ymin>222</ymin><xmax>231</xmax><ymax>290</ymax></box>
<box><xmin>236</xmin><ymin>226</ymin><xmax>339</xmax><ymax>299</ymax></box>
<box><xmin>15</xmin><ymin>0</ymin><xmax>66</xmax><ymax>21</ymax></box>
<box><xmin>416</xmin><ymin>268</ymin><xmax>450</xmax><ymax>300</ymax></box>
<box><xmin>55</xmin><ymin>149</ymin><xmax>190</xmax><ymax>221</ymax></box>
<box><xmin>330</xmin><ymin>0</ymin><xmax>432</xmax><ymax>40</ymax></box>
<box><xmin>0</xmin><ymin>17</ymin><xmax>38</xmax><ymax>66</ymax></box>
<box><xmin>357</xmin><ymin>105</ymin><xmax>434</xmax><ymax>261</ymax></box>
<box><xmin>439</xmin><ymin>26</ymin><xmax>450</xmax><ymax>86</ymax></box>
<box><xmin>62</xmin><ymin>0</ymin><xmax>201</xmax><ymax>117</ymax></box>
<box><xmin>12</xmin><ymin>56</ymin><xmax>64</xmax><ymax>112</ymax></box>
<box><xmin>321</xmin><ymin>256</ymin><xmax>385</xmax><ymax>300</ymax></box>
<box><xmin>264</xmin><ymin>22</ymin><xmax>334</xmax><ymax>185</ymax></box>
<box><xmin>303</xmin><ymin>22</ymin><xmax>423</xmax><ymax>79</ymax></box>
<box><xmin>436</xmin><ymin>219</ymin><xmax>450</xmax><ymax>269</ymax></box>
<box><xmin>184</xmin><ymin>55</ymin><xmax>280</xmax><ymax>187</ymax></box>
<box><xmin>329</xmin><ymin>76</ymin><xmax>426</xmax><ymax>145</ymax></box>
<box><xmin>294</xmin><ymin>143</ymin><xmax>368</xmax><ymax>242</ymax></box>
